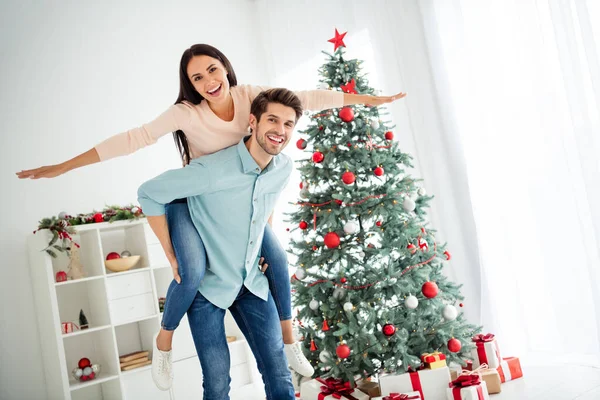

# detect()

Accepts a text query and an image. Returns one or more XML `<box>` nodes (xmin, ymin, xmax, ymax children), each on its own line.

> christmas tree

<box><xmin>288</xmin><ymin>29</ymin><xmax>480</xmax><ymax>384</ymax></box>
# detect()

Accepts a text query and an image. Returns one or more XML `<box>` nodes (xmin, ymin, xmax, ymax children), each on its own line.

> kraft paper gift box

<box><xmin>372</xmin><ymin>391</ymin><xmax>422</xmax><ymax>400</ymax></box>
<box><xmin>449</xmin><ymin>365</ymin><xmax>501</xmax><ymax>395</ymax></box>
<box><xmin>300</xmin><ymin>377</ymin><xmax>370</xmax><ymax>400</ymax></box>
<box><xmin>357</xmin><ymin>380</ymin><xmax>382</xmax><ymax>397</ymax></box>
<box><xmin>421</xmin><ymin>352</ymin><xmax>447</xmax><ymax>370</ymax></box>
<box><xmin>446</xmin><ymin>375</ymin><xmax>490</xmax><ymax>400</ymax></box>
<box><xmin>470</xmin><ymin>334</ymin><xmax>501</xmax><ymax>369</ymax></box>
<box><xmin>496</xmin><ymin>357</ymin><xmax>523</xmax><ymax>383</ymax></box>
<box><xmin>379</xmin><ymin>367</ymin><xmax>451</xmax><ymax>400</ymax></box>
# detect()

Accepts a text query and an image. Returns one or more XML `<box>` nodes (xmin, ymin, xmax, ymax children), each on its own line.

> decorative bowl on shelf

<box><xmin>104</xmin><ymin>255</ymin><xmax>141</xmax><ymax>272</ymax></box>
<box><xmin>72</xmin><ymin>363</ymin><xmax>100</xmax><ymax>382</ymax></box>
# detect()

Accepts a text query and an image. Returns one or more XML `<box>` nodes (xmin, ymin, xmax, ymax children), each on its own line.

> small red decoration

<box><xmin>422</xmin><ymin>281</ymin><xmax>439</xmax><ymax>299</ymax></box>
<box><xmin>299</xmin><ymin>221</ymin><xmax>308</xmax><ymax>230</ymax></box>
<box><xmin>312</xmin><ymin>245</ymin><xmax>318</xmax><ymax>251</ymax></box>
<box><xmin>93</xmin><ymin>213</ymin><xmax>104</xmax><ymax>223</ymax></box>
<box><xmin>328</xmin><ymin>28</ymin><xmax>347</xmax><ymax>51</ymax></box>
<box><xmin>376</xmin><ymin>221</ymin><xmax>382</xmax><ymax>227</ymax></box>
<box><xmin>296</xmin><ymin>138</ymin><xmax>307</xmax><ymax>150</ymax></box>
<box><xmin>339</xmin><ymin>107</ymin><xmax>354</xmax><ymax>123</ymax></box>
<box><xmin>340</xmin><ymin>277</ymin><xmax>347</xmax><ymax>283</ymax></box>
<box><xmin>340</xmin><ymin>78</ymin><xmax>357</xmax><ymax>94</ymax></box>
<box><xmin>407</xmin><ymin>243</ymin><xmax>417</xmax><ymax>254</ymax></box>
<box><xmin>336</xmin><ymin>344</ymin><xmax>351</xmax><ymax>359</ymax></box>
<box><xmin>374</xmin><ymin>167</ymin><xmax>384</xmax><ymax>176</ymax></box>
<box><xmin>382</xmin><ymin>324</ymin><xmax>396</xmax><ymax>337</ymax></box>
<box><xmin>78</xmin><ymin>357</ymin><xmax>91</xmax><ymax>369</ymax></box>
<box><xmin>385</xmin><ymin>131</ymin><xmax>394</xmax><ymax>140</ymax></box>
<box><xmin>310</xmin><ymin>339</ymin><xmax>318</xmax><ymax>352</ymax></box>
<box><xmin>322</xmin><ymin>319</ymin><xmax>330</xmax><ymax>332</ymax></box>
<box><xmin>319</xmin><ymin>125</ymin><xmax>324</xmax><ymax>131</ymax></box>
<box><xmin>448</xmin><ymin>338</ymin><xmax>462</xmax><ymax>353</ymax></box>
<box><xmin>342</xmin><ymin>171</ymin><xmax>356</xmax><ymax>185</ymax></box>
<box><xmin>324</xmin><ymin>232</ymin><xmax>341</xmax><ymax>249</ymax></box>
<box><xmin>312</xmin><ymin>151</ymin><xmax>324</xmax><ymax>163</ymax></box>
<box><xmin>106</xmin><ymin>252</ymin><xmax>120</xmax><ymax>261</ymax></box>
<box><xmin>55</xmin><ymin>271</ymin><xmax>67</xmax><ymax>283</ymax></box>
<box><xmin>459</xmin><ymin>303</ymin><xmax>464</xmax><ymax>307</ymax></box>
<box><xmin>444</xmin><ymin>250</ymin><xmax>452</xmax><ymax>260</ymax></box>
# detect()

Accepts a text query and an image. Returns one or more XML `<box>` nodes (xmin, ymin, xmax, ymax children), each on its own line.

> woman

<box><xmin>17</xmin><ymin>44</ymin><xmax>406</xmax><ymax>389</ymax></box>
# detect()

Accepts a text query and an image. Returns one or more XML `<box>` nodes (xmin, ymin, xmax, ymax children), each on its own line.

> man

<box><xmin>138</xmin><ymin>88</ymin><xmax>301</xmax><ymax>399</ymax></box>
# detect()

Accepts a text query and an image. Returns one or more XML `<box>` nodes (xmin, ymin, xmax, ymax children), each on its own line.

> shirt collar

<box><xmin>237</xmin><ymin>136</ymin><xmax>278</xmax><ymax>174</ymax></box>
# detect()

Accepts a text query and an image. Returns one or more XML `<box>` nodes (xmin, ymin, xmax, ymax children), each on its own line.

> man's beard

<box><xmin>256</xmin><ymin>129</ymin><xmax>285</xmax><ymax>156</ymax></box>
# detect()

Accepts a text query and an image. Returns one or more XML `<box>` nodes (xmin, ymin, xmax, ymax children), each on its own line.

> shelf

<box><xmin>56</xmin><ymin>275</ymin><xmax>105</xmax><ymax>287</ymax></box>
<box><xmin>63</xmin><ymin>324</ymin><xmax>112</xmax><ymax>339</ymax></box>
<box><xmin>69</xmin><ymin>373</ymin><xmax>119</xmax><ymax>391</ymax></box>
<box><xmin>105</xmin><ymin>266</ymin><xmax>150</xmax><ymax>278</ymax></box>
<box><xmin>72</xmin><ymin>219</ymin><xmax>146</xmax><ymax>233</ymax></box>
<box><xmin>113</xmin><ymin>313</ymin><xmax>158</xmax><ymax>327</ymax></box>
<box><xmin>120</xmin><ymin>364</ymin><xmax>152</xmax><ymax>376</ymax></box>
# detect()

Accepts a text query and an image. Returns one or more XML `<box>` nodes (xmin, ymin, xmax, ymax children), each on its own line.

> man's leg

<box><xmin>187</xmin><ymin>291</ymin><xmax>231</xmax><ymax>399</ymax></box>
<box><xmin>229</xmin><ymin>288</ymin><xmax>295</xmax><ymax>400</ymax></box>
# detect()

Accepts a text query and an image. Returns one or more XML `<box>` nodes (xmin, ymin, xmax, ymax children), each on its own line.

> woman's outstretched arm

<box><xmin>16</xmin><ymin>148</ymin><xmax>101</xmax><ymax>179</ymax></box>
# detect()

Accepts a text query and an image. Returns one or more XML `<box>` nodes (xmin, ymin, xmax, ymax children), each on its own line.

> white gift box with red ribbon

<box><xmin>470</xmin><ymin>334</ymin><xmax>501</xmax><ymax>369</ymax></box>
<box><xmin>380</xmin><ymin>367</ymin><xmax>451</xmax><ymax>400</ymax></box>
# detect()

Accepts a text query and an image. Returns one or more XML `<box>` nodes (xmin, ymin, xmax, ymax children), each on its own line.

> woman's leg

<box><xmin>157</xmin><ymin>199</ymin><xmax>207</xmax><ymax>350</ymax></box>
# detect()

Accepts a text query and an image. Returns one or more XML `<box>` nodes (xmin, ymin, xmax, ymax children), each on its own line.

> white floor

<box><xmin>233</xmin><ymin>361</ymin><xmax>600</xmax><ymax>400</ymax></box>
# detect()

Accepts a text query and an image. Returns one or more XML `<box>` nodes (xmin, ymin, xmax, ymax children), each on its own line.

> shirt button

<box><xmin>252</xmin><ymin>220</ymin><xmax>255</xmax><ymax>224</ymax></box>
<box><xmin>250</xmin><ymin>241</ymin><xmax>253</xmax><ymax>245</ymax></box>
<box><xmin>246</xmin><ymin>261</ymin><xmax>249</xmax><ymax>264</ymax></box>
<box><xmin>254</xmin><ymin>198</ymin><xmax>257</xmax><ymax>202</ymax></box>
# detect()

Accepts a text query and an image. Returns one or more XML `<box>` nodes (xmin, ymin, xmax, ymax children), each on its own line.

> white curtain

<box><xmin>256</xmin><ymin>0</ymin><xmax>600</xmax><ymax>363</ymax></box>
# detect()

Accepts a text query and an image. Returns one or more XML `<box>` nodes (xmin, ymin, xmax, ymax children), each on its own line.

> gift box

<box><xmin>449</xmin><ymin>365</ymin><xmax>501</xmax><ymax>395</ymax></box>
<box><xmin>446</xmin><ymin>375</ymin><xmax>490</xmax><ymax>400</ymax></box>
<box><xmin>358</xmin><ymin>380</ymin><xmax>381</xmax><ymax>397</ymax></box>
<box><xmin>372</xmin><ymin>392</ymin><xmax>422</xmax><ymax>400</ymax></box>
<box><xmin>421</xmin><ymin>352</ymin><xmax>447</xmax><ymax>370</ymax></box>
<box><xmin>470</xmin><ymin>334</ymin><xmax>501</xmax><ymax>369</ymax></box>
<box><xmin>380</xmin><ymin>367</ymin><xmax>451</xmax><ymax>400</ymax></box>
<box><xmin>496</xmin><ymin>357</ymin><xmax>523</xmax><ymax>383</ymax></box>
<box><xmin>300</xmin><ymin>377</ymin><xmax>370</xmax><ymax>400</ymax></box>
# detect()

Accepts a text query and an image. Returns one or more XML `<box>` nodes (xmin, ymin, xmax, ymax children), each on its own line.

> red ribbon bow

<box><xmin>384</xmin><ymin>393</ymin><xmax>420</xmax><ymax>400</ymax></box>
<box><xmin>450</xmin><ymin>374</ymin><xmax>481</xmax><ymax>388</ymax></box>
<box><xmin>472</xmin><ymin>333</ymin><xmax>495</xmax><ymax>343</ymax></box>
<box><xmin>316</xmin><ymin>377</ymin><xmax>358</xmax><ymax>400</ymax></box>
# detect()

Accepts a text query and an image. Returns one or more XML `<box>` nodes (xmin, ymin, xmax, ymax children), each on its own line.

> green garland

<box><xmin>35</xmin><ymin>204</ymin><xmax>145</xmax><ymax>258</ymax></box>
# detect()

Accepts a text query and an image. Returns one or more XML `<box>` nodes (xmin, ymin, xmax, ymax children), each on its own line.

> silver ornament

<box><xmin>333</xmin><ymin>288</ymin><xmax>346</xmax><ymax>300</ymax></box>
<box><xmin>358</xmin><ymin>251</ymin><xmax>365</xmax><ymax>259</ymax></box>
<box><xmin>74</xmin><ymin>368</ymin><xmax>83</xmax><ymax>377</ymax></box>
<box><xmin>343</xmin><ymin>302</ymin><xmax>354</xmax><ymax>312</ymax></box>
<box><xmin>91</xmin><ymin>364</ymin><xmax>100</xmax><ymax>374</ymax></box>
<box><xmin>83</xmin><ymin>366</ymin><xmax>92</xmax><ymax>375</ymax></box>
<box><xmin>325</xmin><ymin>128</ymin><xmax>332</xmax><ymax>134</ymax></box>
<box><xmin>319</xmin><ymin>350</ymin><xmax>332</xmax><ymax>362</ymax></box>
<box><xmin>309</xmin><ymin>299</ymin><xmax>320</xmax><ymax>310</ymax></box>
<box><xmin>403</xmin><ymin>198</ymin><xmax>416</xmax><ymax>212</ymax></box>
<box><xmin>131</xmin><ymin>206</ymin><xmax>140</xmax><ymax>214</ymax></box>
<box><xmin>58</xmin><ymin>211</ymin><xmax>68</xmax><ymax>220</ymax></box>
<box><xmin>120</xmin><ymin>250</ymin><xmax>131</xmax><ymax>258</ymax></box>
<box><xmin>300</xmin><ymin>189</ymin><xmax>310</xmax><ymax>199</ymax></box>
<box><xmin>370</xmin><ymin>120</ymin><xmax>380</xmax><ymax>130</ymax></box>
<box><xmin>319</xmin><ymin>82</ymin><xmax>329</xmax><ymax>90</ymax></box>
<box><xmin>443</xmin><ymin>305</ymin><xmax>458</xmax><ymax>321</ymax></box>
<box><xmin>343</xmin><ymin>221</ymin><xmax>358</xmax><ymax>235</ymax></box>
<box><xmin>295</xmin><ymin>268</ymin><xmax>307</xmax><ymax>280</ymax></box>
<box><xmin>418</xmin><ymin>187</ymin><xmax>427</xmax><ymax>196</ymax></box>
<box><xmin>405</xmin><ymin>295</ymin><xmax>419</xmax><ymax>309</ymax></box>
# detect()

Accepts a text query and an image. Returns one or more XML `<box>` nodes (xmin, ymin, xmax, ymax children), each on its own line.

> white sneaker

<box><xmin>284</xmin><ymin>342</ymin><xmax>314</xmax><ymax>377</ymax></box>
<box><xmin>152</xmin><ymin>333</ymin><xmax>173</xmax><ymax>391</ymax></box>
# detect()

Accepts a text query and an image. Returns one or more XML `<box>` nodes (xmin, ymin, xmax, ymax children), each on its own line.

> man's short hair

<box><xmin>250</xmin><ymin>88</ymin><xmax>303</xmax><ymax>124</ymax></box>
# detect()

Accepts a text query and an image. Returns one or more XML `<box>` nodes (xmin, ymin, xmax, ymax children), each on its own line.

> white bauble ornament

<box><xmin>370</xmin><ymin>120</ymin><xmax>380</xmax><ymax>130</ymax></box>
<box><xmin>300</xmin><ymin>189</ymin><xmax>310</xmax><ymax>199</ymax></box>
<box><xmin>343</xmin><ymin>302</ymin><xmax>354</xmax><ymax>312</ymax></box>
<box><xmin>325</xmin><ymin>128</ymin><xmax>332</xmax><ymax>134</ymax></box>
<box><xmin>319</xmin><ymin>350</ymin><xmax>332</xmax><ymax>362</ymax></box>
<box><xmin>83</xmin><ymin>367</ymin><xmax>92</xmax><ymax>376</ymax></box>
<box><xmin>309</xmin><ymin>299</ymin><xmax>320</xmax><ymax>310</ymax></box>
<box><xmin>295</xmin><ymin>268</ymin><xmax>307</xmax><ymax>280</ymax></box>
<box><xmin>58</xmin><ymin>211</ymin><xmax>68</xmax><ymax>220</ymax></box>
<box><xmin>443</xmin><ymin>305</ymin><xmax>458</xmax><ymax>321</ymax></box>
<box><xmin>131</xmin><ymin>206</ymin><xmax>140</xmax><ymax>214</ymax></box>
<box><xmin>91</xmin><ymin>364</ymin><xmax>100</xmax><ymax>374</ymax></box>
<box><xmin>405</xmin><ymin>295</ymin><xmax>419</xmax><ymax>309</ymax></box>
<box><xmin>120</xmin><ymin>250</ymin><xmax>131</xmax><ymax>258</ymax></box>
<box><xmin>319</xmin><ymin>82</ymin><xmax>329</xmax><ymax>90</ymax></box>
<box><xmin>403</xmin><ymin>198</ymin><xmax>416</xmax><ymax>212</ymax></box>
<box><xmin>418</xmin><ymin>187</ymin><xmax>427</xmax><ymax>196</ymax></box>
<box><xmin>343</xmin><ymin>221</ymin><xmax>358</xmax><ymax>235</ymax></box>
<box><xmin>358</xmin><ymin>251</ymin><xmax>365</xmax><ymax>259</ymax></box>
<box><xmin>333</xmin><ymin>288</ymin><xmax>346</xmax><ymax>300</ymax></box>
<box><xmin>74</xmin><ymin>368</ymin><xmax>83</xmax><ymax>377</ymax></box>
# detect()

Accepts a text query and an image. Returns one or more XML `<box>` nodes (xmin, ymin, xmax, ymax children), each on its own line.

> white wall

<box><xmin>0</xmin><ymin>1</ymin><xmax>267</xmax><ymax>398</ymax></box>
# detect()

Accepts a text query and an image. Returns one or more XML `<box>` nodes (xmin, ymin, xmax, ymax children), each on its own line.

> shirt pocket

<box><xmin>261</xmin><ymin>192</ymin><xmax>280</xmax><ymax>222</ymax></box>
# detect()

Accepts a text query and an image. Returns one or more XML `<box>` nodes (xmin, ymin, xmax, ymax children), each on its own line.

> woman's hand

<box><xmin>258</xmin><ymin>257</ymin><xmax>269</xmax><ymax>274</ymax></box>
<box><xmin>169</xmin><ymin>256</ymin><xmax>181</xmax><ymax>284</ymax></box>
<box><xmin>16</xmin><ymin>163</ymin><xmax>68</xmax><ymax>179</ymax></box>
<box><xmin>368</xmin><ymin>91</ymin><xmax>407</xmax><ymax>106</ymax></box>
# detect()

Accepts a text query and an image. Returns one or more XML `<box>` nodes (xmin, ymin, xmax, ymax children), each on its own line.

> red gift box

<box><xmin>497</xmin><ymin>357</ymin><xmax>523</xmax><ymax>383</ymax></box>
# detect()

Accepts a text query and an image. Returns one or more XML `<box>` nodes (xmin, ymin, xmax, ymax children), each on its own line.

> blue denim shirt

<box><xmin>138</xmin><ymin>137</ymin><xmax>292</xmax><ymax>309</ymax></box>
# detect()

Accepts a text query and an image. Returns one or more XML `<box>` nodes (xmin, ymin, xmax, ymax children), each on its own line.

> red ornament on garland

<box><xmin>334</xmin><ymin>199</ymin><xmax>343</xmax><ymax>205</ymax></box>
<box><xmin>407</xmin><ymin>243</ymin><xmax>417</xmax><ymax>254</ymax></box>
<box><xmin>319</xmin><ymin>125</ymin><xmax>324</xmax><ymax>131</ymax></box>
<box><xmin>312</xmin><ymin>245</ymin><xmax>318</xmax><ymax>251</ymax></box>
<box><xmin>296</xmin><ymin>138</ymin><xmax>307</xmax><ymax>150</ymax></box>
<box><xmin>310</xmin><ymin>339</ymin><xmax>318</xmax><ymax>352</ymax></box>
<box><xmin>448</xmin><ymin>338</ymin><xmax>462</xmax><ymax>353</ymax></box>
<box><xmin>385</xmin><ymin>131</ymin><xmax>394</xmax><ymax>140</ymax></box>
<box><xmin>328</xmin><ymin>28</ymin><xmax>347</xmax><ymax>51</ymax></box>
<box><xmin>312</xmin><ymin>151</ymin><xmax>324</xmax><ymax>163</ymax></box>
<box><xmin>444</xmin><ymin>250</ymin><xmax>452</xmax><ymax>260</ymax></box>
<box><xmin>374</xmin><ymin>167</ymin><xmax>384</xmax><ymax>176</ymax></box>
<box><xmin>299</xmin><ymin>221</ymin><xmax>308</xmax><ymax>230</ymax></box>
<box><xmin>422</xmin><ymin>281</ymin><xmax>439</xmax><ymax>299</ymax></box>
<box><xmin>339</xmin><ymin>107</ymin><xmax>355</xmax><ymax>123</ymax></box>
<box><xmin>78</xmin><ymin>357</ymin><xmax>91</xmax><ymax>369</ymax></box>
<box><xmin>342</xmin><ymin>171</ymin><xmax>355</xmax><ymax>185</ymax></box>
<box><xmin>322</xmin><ymin>319</ymin><xmax>330</xmax><ymax>332</ymax></box>
<box><xmin>324</xmin><ymin>232</ymin><xmax>341</xmax><ymax>249</ymax></box>
<box><xmin>93</xmin><ymin>213</ymin><xmax>104</xmax><ymax>223</ymax></box>
<box><xmin>382</xmin><ymin>324</ymin><xmax>396</xmax><ymax>337</ymax></box>
<box><xmin>376</xmin><ymin>221</ymin><xmax>382</xmax><ymax>227</ymax></box>
<box><xmin>336</xmin><ymin>344</ymin><xmax>351</xmax><ymax>359</ymax></box>
<box><xmin>340</xmin><ymin>277</ymin><xmax>347</xmax><ymax>283</ymax></box>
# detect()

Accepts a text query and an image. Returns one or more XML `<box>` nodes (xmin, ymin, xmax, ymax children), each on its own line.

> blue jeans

<box><xmin>187</xmin><ymin>288</ymin><xmax>295</xmax><ymax>399</ymax></box>
<box><xmin>161</xmin><ymin>199</ymin><xmax>292</xmax><ymax>329</ymax></box>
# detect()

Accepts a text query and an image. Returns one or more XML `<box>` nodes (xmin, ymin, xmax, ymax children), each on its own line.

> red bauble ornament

<box><xmin>328</xmin><ymin>28</ymin><xmax>347</xmax><ymax>51</ymax></box>
<box><xmin>319</xmin><ymin>125</ymin><xmax>324</xmax><ymax>131</ymax></box>
<box><xmin>78</xmin><ymin>358</ymin><xmax>91</xmax><ymax>369</ymax></box>
<box><xmin>422</xmin><ymin>281</ymin><xmax>439</xmax><ymax>299</ymax></box>
<box><xmin>340</xmin><ymin>277</ymin><xmax>347</xmax><ymax>283</ymax></box>
<box><xmin>286</xmin><ymin>228</ymin><xmax>290</xmax><ymax>232</ymax></box>
<box><xmin>339</xmin><ymin>107</ymin><xmax>355</xmax><ymax>123</ymax></box>
<box><xmin>312</xmin><ymin>245</ymin><xmax>318</xmax><ymax>251</ymax></box>
<box><xmin>444</xmin><ymin>250</ymin><xmax>452</xmax><ymax>260</ymax></box>
<box><xmin>374</xmin><ymin>167</ymin><xmax>384</xmax><ymax>176</ymax></box>
<box><xmin>376</xmin><ymin>221</ymin><xmax>382</xmax><ymax>227</ymax></box>
<box><xmin>89</xmin><ymin>372</ymin><xmax>95</xmax><ymax>379</ymax></box>
<box><xmin>346</xmin><ymin>142</ymin><xmax>352</xmax><ymax>147</ymax></box>
<box><xmin>299</xmin><ymin>182</ymin><xmax>303</xmax><ymax>189</ymax></box>
<box><xmin>448</xmin><ymin>338</ymin><xmax>462</xmax><ymax>353</ymax></box>
<box><xmin>322</xmin><ymin>319</ymin><xmax>330</xmax><ymax>332</ymax></box>
<box><xmin>407</xmin><ymin>243</ymin><xmax>417</xmax><ymax>254</ymax></box>
<box><xmin>334</xmin><ymin>199</ymin><xmax>343</xmax><ymax>205</ymax></box>
<box><xmin>324</xmin><ymin>232</ymin><xmax>341</xmax><ymax>249</ymax></box>
<box><xmin>336</xmin><ymin>344</ymin><xmax>351</xmax><ymax>359</ymax></box>
<box><xmin>459</xmin><ymin>303</ymin><xmax>464</xmax><ymax>307</ymax></box>
<box><xmin>382</xmin><ymin>324</ymin><xmax>396</xmax><ymax>337</ymax></box>
<box><xmin>312</xmin><ymin>151</ymin><xmax>324</xmax><ymax>163</ymax></box>
<box><xmin>296</xmin><ymin>138</ymin><xmax>307</xmax><ymax>150</ymax></box>
<box><xmin>368</xmin><ymin>244</ymin><xmax>374</xmax><ymax>248</ymax></box>
<box><xmin>385</xmin><ymin>131</ymin><xmax>394</xmax><ymax>140</ymax></box>
<box><xmin>106</xmin><ymin>252</ymin><xmax>121</xmax><ymax>261</ymax></box>
<box><xmin>55</xmin><ymin>271</ymin><xmax>67</xmax><ymax>283</ymax></box>
<box><xmin>299</xmin><ymin>221</ymin><xmax>308</xmax><ymax>230</ymax></box>
<box><xmin>93</xmin><ymin>213</ymin><xmax>104</xmax><ymax>223</ymax></box>
<box><xmin>310</xmin><ymin>339</ymin><xmax>318</xmax><ymax>352</ymax></box>
<box><xmin>342</xmin><ymin>171</ymin><xmax>355</xmax><ymax>185</ymax></box>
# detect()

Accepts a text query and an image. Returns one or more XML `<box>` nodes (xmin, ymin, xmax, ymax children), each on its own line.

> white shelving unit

<box><xmin>28</xmin><ymin>219</ymin><xmax>259</xmax><ymax>400</ymax></box>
